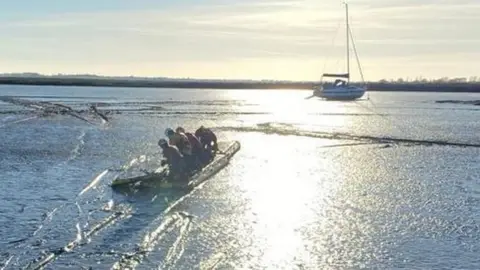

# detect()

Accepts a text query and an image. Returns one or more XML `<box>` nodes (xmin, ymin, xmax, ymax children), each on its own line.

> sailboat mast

<box><xmin>345</xmin><ymin>3</ymin><xmax>350</xmax><ymax>82</ymax></box>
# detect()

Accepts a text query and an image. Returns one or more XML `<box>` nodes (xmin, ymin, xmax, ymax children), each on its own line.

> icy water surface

<box><xmin>0</xmin><ymin>85</ymin><xmax>479</xmax><ymax>269</ymax></box>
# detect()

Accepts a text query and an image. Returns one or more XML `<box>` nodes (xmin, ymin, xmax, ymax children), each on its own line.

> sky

<box><xmin>0</xmin><ymin>0</ymin><xmax>479</xmax><ymax>81</ymax></box>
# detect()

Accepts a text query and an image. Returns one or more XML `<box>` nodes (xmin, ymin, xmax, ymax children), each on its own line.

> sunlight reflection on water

<box><xmin>220</xmin><ymin>133</ymin><xmax>349</xmax><ymax>268</ymax></box>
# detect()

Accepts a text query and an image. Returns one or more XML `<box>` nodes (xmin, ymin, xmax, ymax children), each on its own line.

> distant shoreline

<box><xmin>1</xmin><ymin>76</ymin><xmax>480</xmax><ymax>93</ymax></box>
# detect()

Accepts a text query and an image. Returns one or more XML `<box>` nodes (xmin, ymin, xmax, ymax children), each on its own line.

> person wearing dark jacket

<box><xmin>158</xmin><ymin>138</ymin><xmax>186</xmax><ymax>181</ymax></box>
<box><xmin>176</xmin><ymin>126</ymin><xmax>208</xmax><ymax>169</ymax></box>
<box><xmin>195</xmin><ymin>126</ymin><xmax>218</xmax><ymax>152</ymax></box>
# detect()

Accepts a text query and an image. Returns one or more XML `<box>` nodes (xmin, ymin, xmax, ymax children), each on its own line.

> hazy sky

<box><xmin>1</xmin><ymin>0</ymin><xmax>478</xmax><ymax>81</ymax></box>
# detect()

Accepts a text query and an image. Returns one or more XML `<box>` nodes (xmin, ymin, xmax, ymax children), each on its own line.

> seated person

<box><xmin>176</xmin><ymin>127</ymin><xmax>205</xmax><ymax>168</ymax></box>
<box><xmin>194</xmin><ymin>126</ymin><xmax>219</xmax><ymax>157</ymax></box>
<box><xmin>166</xmin><ymin>127</ymin><xmax>198</xmax><ymax>172</ymax></box>
<box><xmin>158</xmin><ymin>138</ymin><xmax>187</xmax><ymax>181</ymax></box>
<box><xmin>165</xmin><ymin>128</ymin><xmax>192</xmax><ymax>156</ymax></box>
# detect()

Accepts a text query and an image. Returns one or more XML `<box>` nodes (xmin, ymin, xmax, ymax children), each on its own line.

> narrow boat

<box><xmin>110</xmin><ymin>141</ymin><xmax>240</xmax><ymax>192</ymax></box>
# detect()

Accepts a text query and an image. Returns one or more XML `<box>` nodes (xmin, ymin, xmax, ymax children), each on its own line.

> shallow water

<box><xmin>0</xmin><ymin>85</ymin><xmax>479</xmax><ymax>269</ymax></box>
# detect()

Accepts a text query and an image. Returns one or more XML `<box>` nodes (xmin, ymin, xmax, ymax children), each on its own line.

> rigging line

<box><xmin>347</xmin><ymin>14</ymin><xmax>365</xmax><ymax>84</ymax></box>
<box><xmin>353</xmin><ymin>100</ymin><xmax>391</xmax><ymax>123</ymax></box>
<box><xmin>354</xmin><ymin>95</ymin><xmax>414</xmax><ymax>139</ymax></box>
<box><xmin>346</xmin><ymin>11</ymin><xmax>404</xmax><ymax>132</ymax></box>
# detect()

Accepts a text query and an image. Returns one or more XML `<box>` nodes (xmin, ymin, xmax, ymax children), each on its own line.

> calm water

<box><xmin>0</xmin><ymin>85</ymin><xmax>479</xmax><ymax>269</ymax></box>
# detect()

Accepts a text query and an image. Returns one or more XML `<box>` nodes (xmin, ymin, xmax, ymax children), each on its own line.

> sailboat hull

<box><xmin>314</xmin><ymin>85</ymin><xmax>366</xmax><ymax>101</ymax></box>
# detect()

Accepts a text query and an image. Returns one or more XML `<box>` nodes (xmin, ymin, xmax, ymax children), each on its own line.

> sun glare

<box><xmin>225</xmin><ymin>89</ymin><xmax>354</xmax><ymax>136</ymax></box>
<box><xmin>229</xmin><ymin>133</ymin><xmax>345</xmax><ymax>267</ymax></box>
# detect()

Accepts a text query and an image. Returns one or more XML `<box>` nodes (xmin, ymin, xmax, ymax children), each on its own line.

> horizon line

<box><xmin>0</xmin><ymin>72</ymin><xmax>478</xmax><ymax>83</ymax></box>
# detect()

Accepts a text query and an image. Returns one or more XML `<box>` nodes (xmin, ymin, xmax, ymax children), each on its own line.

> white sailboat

<box><xmin>310</xmin><ymin>2</ymin><xmax>366</xmax><ymax>101</ymax></box>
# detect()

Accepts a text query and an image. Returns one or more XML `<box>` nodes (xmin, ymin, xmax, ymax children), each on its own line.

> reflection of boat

<box><xmin>110</xmin><ymin>141</ymin><xmax>241</xmax><ymax>193</ymax></box>
<box><xmin>310</xmin><ymin>3</ymin><xmax>366</xmax><ymax>101</ymax></box>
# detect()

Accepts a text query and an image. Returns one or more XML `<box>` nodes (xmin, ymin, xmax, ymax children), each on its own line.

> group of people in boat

<box><xmin>157</xmin><ymin>126</ymin><xmax>218</xmax><ymax>180</ymax></box>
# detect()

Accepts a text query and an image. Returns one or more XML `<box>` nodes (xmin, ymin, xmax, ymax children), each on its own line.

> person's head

<box><xmin>176</xmin><ymin>127</ymin><xmax>185</xmax><ymax>134</ymax></box>
<box><xmin>158</xmin><ymin>138</ymin><xmax>168</xmax><ymax>149</ymax></box>
<box><xmin>165</xmin><ymin>128</ymin><xmax>175</xmax><ymax>138</ymax></box>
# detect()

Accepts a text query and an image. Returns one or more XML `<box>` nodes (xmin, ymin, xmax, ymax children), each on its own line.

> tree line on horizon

<box><xmin>0</xmin><ymin>72</ymin><xmax>479</xmax><ymax>84</ymax></box>
<box><xmin>377</xmin><ymin>76</ymin><xmax>479</xmax><ymax>84</ymax></box>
